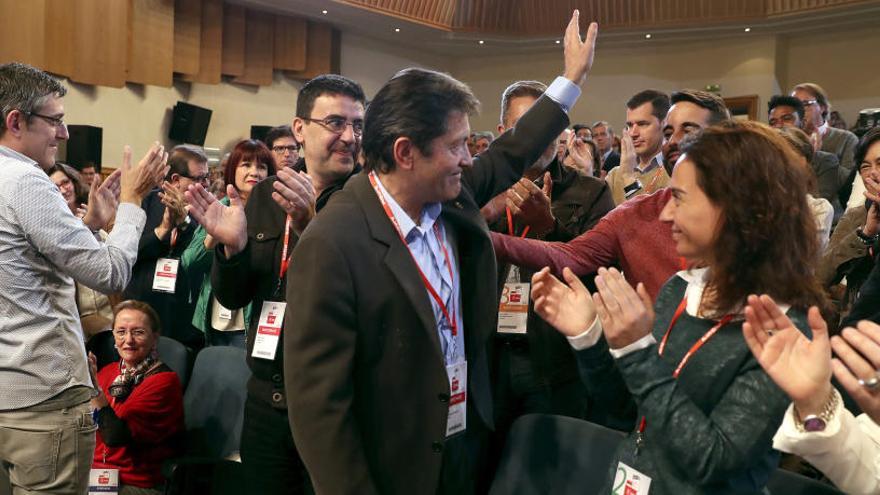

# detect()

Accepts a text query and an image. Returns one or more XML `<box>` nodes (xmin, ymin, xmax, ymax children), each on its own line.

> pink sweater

<box><xmin>491</xmin><ymin>188</ymin><xmax>679</xmax><ymax>300</ymax></box>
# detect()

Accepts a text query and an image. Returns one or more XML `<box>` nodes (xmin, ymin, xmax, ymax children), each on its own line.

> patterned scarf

<box><xmin>108</xmin><ymin>356</ymin><xmax>161</xmax><ymax>401</ymax></box>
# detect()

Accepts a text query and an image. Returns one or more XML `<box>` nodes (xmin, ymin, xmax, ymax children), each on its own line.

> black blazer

<box><xmin>283</xmin><ymin>95</ymin><xmax>568</xmax><ymax>495</ymax></box>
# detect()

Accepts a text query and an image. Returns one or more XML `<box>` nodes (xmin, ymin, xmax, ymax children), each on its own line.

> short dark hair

<box><xmin>500</xmin><ymin>80</ymin><xmax>546</xmax><ymax>127</ymax></box>
<box><xmin>113</xmin><ymin>300</ymin><xmax>162</xmax><ymax>334</ymax></box>
<box><xmin>265</xmin><ymin>125</ymin><xmax>295</xmax><ymax>149</ymax></box>
<box><xmin>856</xmin><ymin>127</ymin><xmax>880</xmax><ymax>169</ymax></box>
<box><xmin>768</xmin><ymin>95</ymin><xmax>805</xmax><ymax>122</ymax></box>
<box><xmin>363</xmin><ymin>68</ymin><xmax>479</xmax><ymax>174</ymax></box>
<box><xmin>572</xmin><ymin>124</ymin><xmax>591</xmax><ymax>134</ymax></box>
<box><xmin>79</xmin><ymin>161</ymin><xmax>101</xmax><ymax>174</ymax></box>
<box><xmin>626</xmin><ymin>89</ymin><xmax>670</xmax><ymax>122</ymax></box>
<box><xmin>295</xmin><ymin>74</ymin><xmax>366</xmax><ymax>119</ymax></box>
<box><xmin>0</xmin><ymin>62</ymin><xmax>67</xmax><ymax>136</ymax></box>
<box><xmin>793</xmin><ymin>82</ymin><xmax>830</xmax><ymax>119</ymax></box>
<box><xmin>671</xmin><ymin>90</ymin><xmax>730</xmax><ymax>125</ymax></box>
<box><xmin>224</xmin><ymin>139</ymin><xmax>277</xmax><ymax>190</ymax></box>
<box><xmin>166</xmin><ymin>144</ymin><xmax>208</xmax><ymax>180</ymax></box>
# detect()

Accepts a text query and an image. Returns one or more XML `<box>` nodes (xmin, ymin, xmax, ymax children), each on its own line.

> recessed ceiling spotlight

<box><xmin>395</xmin><ymin>28</ymin><xmax>400</xmax><ymax>32</ymax></box>
<box><xmin>321</xmin><ymin>9</ymin><xmax>328</xmax><ymax>14</ymax></box>
<box><xmin>555</xmin><ymin>40</ymin><xmax>561</xmax><ymax>44</ymax></box>
<box><xmin>645</xmin><ymin>33</ymin><xmax>652</xmax><ymax>39</ymax></box>
<box><xmin>479</xmin><ymin>40</ymin><xmax>484</xmax><ymax>44</ymax></box>
<box><xmin>744</xmin><ymin>27</ymin><xmax>751</xmax><ymax>32</ymax></box>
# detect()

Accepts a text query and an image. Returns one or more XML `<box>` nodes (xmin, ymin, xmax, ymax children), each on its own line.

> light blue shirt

<box><xmin>373</xmin><ymin>175</ymin><xmax>465</xmax><ymax>366</ymax></box>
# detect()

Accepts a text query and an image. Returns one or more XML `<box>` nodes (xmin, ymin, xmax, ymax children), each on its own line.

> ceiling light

<box><xmin>479</xmin><ymin>40</ymin><xmax>484</xmax><ymax>44</ymax></box>
<box><xmin>744</xmin><ymin>27</ymin><xmax>751</xmax><ymax>32</ymax></box>
<box><xmin>645</xmin><ymin>34</ymin><xmax>652</xmax><ymax>39</ymax></box>
<box><xmin>395</xmin><ymin>28</ymin><xmax>400</xmax><ymax>32</ymax></box>
<box><xmin>321</xmin><ymin>10</ymin><xmax>328</xmax><ymax>14</ymax></box>
<box><xmin>555</xmin><ymin>40</ymin><xmax>560</xmax><ymax>44</ymax></box>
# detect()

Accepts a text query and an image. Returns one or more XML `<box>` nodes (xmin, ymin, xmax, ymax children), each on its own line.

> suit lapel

<box><xmin>350</xmin><ymin>175</ymin><xmax>445</xmax><ymax>361</ymax></box>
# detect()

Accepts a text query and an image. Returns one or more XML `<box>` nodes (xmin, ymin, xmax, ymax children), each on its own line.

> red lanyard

<box><xmin>169</xmin><ymin>227</ymin><xmax>179</xmax><ymax>251</ymax></box>
<box><xmin>368</xmin><ymin>172</ymin><xmax>458</xmax><ymax>336</ymax></box>
<box><xmin>505</xmin><ymin>207</ymin><xmax>531</xmax><ymax>238</ymax></box>
<box><xmin>657</xmin><ymin>295</ymin><xmax>733</xmax><ymax>379</ymax></box>
<box><xmin>645</xmin><ymin>166</ymin><xmax>665</xmax><ymax>194</ymax></box>
<box><xmin>279</xmin><ymin>215</ymin><xmax>292</xmax><ymax>279</ymax></box>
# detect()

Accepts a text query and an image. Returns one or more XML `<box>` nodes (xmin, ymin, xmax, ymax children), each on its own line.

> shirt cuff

<box><xmin>115</xmin><ymin>202</ymin><xmax>147</xmax><ymax>231</ymax></box>
<box><xmin>545</xmin><ymin>76</ymin><xmax>581</xmax><ymax>114</ymax></box>
<box><xmin>567</xmin><ymin>316</ymin><xmax>603</xmax><ymax>350</ymax></box>
<box><xmin>773</xmin><ymin>389</ymin><xmax>845</xmax><ymax>452</ymax></box>
<box><xmin>609</xmin><ymin>334</ymin><xmax>657</xmax><ymax>359</ymax></box>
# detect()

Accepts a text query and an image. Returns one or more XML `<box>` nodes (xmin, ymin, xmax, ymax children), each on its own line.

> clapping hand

<box><xmin>185</xmin><ymin>184</ymin><xmax>248</xmax><ymax>257</ymax></box>
<box><xmin>593</xmin><ymin>267</ymin><xmax>654</xmax><ymax>349</ymax></box>
<box><xmin>119</xmin><ymin>143</ymin><xmax>169</xmax><ymax>205</ymax></box>
<box><xmin>272</xmin><ymin>168</ymin><xmax>316</xmax><ymax>235</ymax></box>
<box><xmin>830</xmin><ymin>322</ymin><xmax>880</xmax><ymax>424</ymax></box>
<box><xmin>82</xmin><ymin>169</ymin><xmax>122</xmax><ymax>231</ymax></box>
<box><xmin>742</xmin><ymin>295</ymin><xmax>832</xmax><ymax>417</ymax></box>
<box><xmin>562</xmin><ymin>11</ymin><xmax>599</xmax><ymax>87</ymax></box>
<box><xmin>619</xmin><ymin>134</ymin><xmax>638</xmax><ymax>184</ymax></box>
<box><xmin>532</xmin><ymin>266</ymin><xmax>597</xmax><ymax>337</ymax></box>
<box><xmin>507</xmin><ymin>173</ymin><xmax>555</xmax><ymax>235</ymax></box>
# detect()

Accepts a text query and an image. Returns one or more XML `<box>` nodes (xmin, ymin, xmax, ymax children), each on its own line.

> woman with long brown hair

<box><xmin>531</xmin><ymin>120</ymin><xmax>825</xmax><ymax>493</ymax></box>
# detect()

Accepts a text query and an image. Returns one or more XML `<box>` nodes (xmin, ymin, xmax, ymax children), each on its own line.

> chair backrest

<box><xmin>489</xmin><ymin>414</ymin><xmax>626</xmax><ymax>495</ymax></box>
<box><xmin>766</xmin><ymin>467</ymin><xmax>843</xmax><ymax>495</ymax></box>
<box><xmin>158</xmin><ymin>336</ymin><xmax>190</xmax><ymax>389</ymax></box>
<box><xmin>182</xmin><ymin>346</ymin><xmax>250</xmax><ymax>459</ymax></box>
<box><xmin>85</xmin><ymin>330</ymin><xmax>117</xmax><ymax>370</ymax></box>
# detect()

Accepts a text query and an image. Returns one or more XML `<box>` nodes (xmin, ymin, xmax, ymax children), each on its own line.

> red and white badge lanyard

<box><xmin>368</xmin><ymin>172</ymin><xmax>458</xmax><ymax>341</ymax></box>
<box><xmin>644</xmin><ymin>166</ymin><xmax>665</xmax><ymax>195</ymax></box>
<box><xmin>168</xmin><ymin>227</ymin><xmax>179</xmax><ymax>255</ymax></box>
<box><xmin>635</xmin><ymin>292</ymin><xmax>733</xmax><ymax>457</ymax></box>
<box><xmin>273</xmin><ymin>215</ymin><xmax>293</xmax><ymax>299</ymax></box>
<box><xmin>505</xmin><ymin>207</ymin><xmax>531</xmax><ymax>238</ymax></box>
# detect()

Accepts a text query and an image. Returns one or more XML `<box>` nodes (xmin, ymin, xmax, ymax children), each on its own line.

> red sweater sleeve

<box><xmin>99</xmin><ymin>366</ymin><xmax>184</xmax><ymax>445</ymax></box>
<box><xmin>491</xmin><ymin>209</ymin><xmax>622</xmax><ymax>277</ymax></box>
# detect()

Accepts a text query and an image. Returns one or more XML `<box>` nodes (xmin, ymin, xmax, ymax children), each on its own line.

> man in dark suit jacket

<box><xmin>284</xmin><ymin>15</ymin><xmax>597</xmax><ymax>495</ymax></box>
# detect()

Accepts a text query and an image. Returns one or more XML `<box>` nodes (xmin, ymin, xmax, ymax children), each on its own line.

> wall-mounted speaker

<box><xmin>66</xmin><ymin>125</ymin><xmax>103</xmax><ymax>169</ymax></box>
<box><xmin>250</xmin><ymin>125</ymin><xmax>273</xmax><ymax>144</ymax></box>
<box><xmin>168</xmin><ymin>101</ymin><xmax>212</xmax><ymax>146</ymax></box>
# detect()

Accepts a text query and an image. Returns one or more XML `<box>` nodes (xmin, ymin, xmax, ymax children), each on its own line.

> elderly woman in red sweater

<box><xmin>89</xmin><ymin>300</ymin><xmax>184</xmax><ymax>494</ymax></box>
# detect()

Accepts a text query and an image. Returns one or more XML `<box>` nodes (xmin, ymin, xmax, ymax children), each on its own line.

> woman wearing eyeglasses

<box><xmin>89</xmin><ymin>300</ymin><xmax>184</xmax><ymax>495</ymax></box>
<box><xmin>531</xmin><ymin>121</ymin><xmax>826</xmax><ymax>493</ymax></box>
<box><xmin>183</xmin><ymin>139</ymin><xmax>276</xmax><ymax>348</ymax></box>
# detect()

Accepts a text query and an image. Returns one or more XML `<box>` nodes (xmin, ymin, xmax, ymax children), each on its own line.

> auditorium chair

<box><xmin>157</xmin><ymin>336</ymin><xmax>191</xmax><ymax>390</ymax></box>
<box><xmin>164</xmin><ymin>346</ymin><xmax>249</xmax><ymax>495</ymax></box>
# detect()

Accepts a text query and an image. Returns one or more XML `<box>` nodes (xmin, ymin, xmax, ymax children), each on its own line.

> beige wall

<box><xmin>56</xmin><ymin>24</ymin><xmax>877</xmax><ymax>168</ymax></box>
<box><xmin>779</xmin><ymin>25</ymin><xmax>880</xmax><ymax>128</ymax></box>
<box><xmin>452</xmin><ymin>35</ymin><xmax>783</xmax><ymax>134</ymax></box>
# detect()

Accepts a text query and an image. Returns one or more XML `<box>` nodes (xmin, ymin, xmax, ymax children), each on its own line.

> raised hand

<box><xmin>185</xmin><ymin>184</ymin><xmax>248</xmax><ymax>257</ymax></box>
<box><xmin>742</xmin><ymin>294</ymin><xmax>832</xmax><ymax>415</ymax></box>
<box><xmin>564</xmin><ymin>137</ymin><xmax>593</xmax><ymax>175</ymax></box>
<box><xmin>593</xmin><ymin>267</ymin><xmax>654</xmax><ymax>349</ymax></box>
<box><xmin>830</xmin><ymin>321</ymin><xmax>880</xmax><ymax>424</ymax></box>
<box><xmin>562</xmin><ymin>10</ymin><xmax>599</xmax><ymax>87</ymax></box>
<box><xmin>120</xmin><ymin>143</ymin><xmax>169</xmax><ymax>205</ymax></box>
<box><xmin>532</xmin><ymin>266</ymin><xmax>596</xmax><ymax>337</ymax></box>
<box><xmin>863</xmin><ymin>170</ymin><xmax>880</xmax><ymax>236</ymax></box>
<box><xmin>82</xmin><ymin>169</ymin><xmax>122</xmax><ymax>231</ymax></box>
<box><xmin>619</xmin><ymin>134</ymin><xmax>638</xmax><ymax>183</ymax></box>
<box><xmin>159</xmin><ymin>181</ymin><xmax>187</xmax><ymax>226</ymax></box>
<box><xmin>271</xmin><ymin>168</ymin><xmax>316</xmax><ymax>234</ymax></box>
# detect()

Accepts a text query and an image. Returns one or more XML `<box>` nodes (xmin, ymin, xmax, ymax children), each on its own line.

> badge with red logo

<box><xmin>88</xmin><ymin>468</ymin><xmax>119</xmax><ymax>494</ymax></box>
<box><xmin>152</xmin><ymin>257</ymin><xmax>179</xmax><ymax>293</ymax></box>
<box><xmin>252</xmin><ymin>301</ymin><xmax>287</xmax><ymax>360</ymax></box>
<box><xmin>445</xmin><ymin>361</ymin><xmax>467</xmax><ymax>437</ymax></box>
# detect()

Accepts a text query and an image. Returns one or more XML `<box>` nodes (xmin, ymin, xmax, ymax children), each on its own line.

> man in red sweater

<box><xmin>491</xmin><ymin>89</ymin><xmax>730</xmax><ymax>300</ymax></box>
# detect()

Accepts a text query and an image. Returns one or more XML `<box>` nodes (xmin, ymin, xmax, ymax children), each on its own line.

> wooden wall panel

<box><xmin>0</xmin><ymin>0</ymin><xmax>47</xmax><ymax>67</ymax></box>
<box><xmin>44</xmin><ymin>0</ymin><xmax>75</xmax><ymax>76</ymax></box>
<box><xmin>181</xmin><ymin>0</ymin><xmax>223</xmax><ymax>84</ymax></box>
<box><xmin>174</xmin><ymin>0</ymin><xmax>202</xmax><ymax>75</ymax></box>
<box><xmin>289</xmin><ymin>22</ymin><xmax>340</xmax><ymax>81</ymax></box>
<box><xmin>233</xmin><ymin>10</ymin><xmax>275</xmax><ymax>86</ymax></box>
<box><xmin>273</xmin><ymin>16</ymin><xmax>307</xmax><ymax>71</ymax></box>
<box><xmin>128</xmin><ymin>0</ymin><xmax>174</xmax><ymax>86</ymax></box>
<box><xmin>70</xmin><ymin>0</ymin><xmax>130</xmax><ymax>87</ymax></box>
<box><xmin>221</xmin><ymin>3</ymin><xmax>246</xmax><ymax>76</ymax></box>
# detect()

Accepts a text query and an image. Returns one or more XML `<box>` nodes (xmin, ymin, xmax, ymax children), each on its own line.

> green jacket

<box><xmin>181</xmin><ymin>197</ymin><xmax>253</xmax><ymax>333</ymax></box>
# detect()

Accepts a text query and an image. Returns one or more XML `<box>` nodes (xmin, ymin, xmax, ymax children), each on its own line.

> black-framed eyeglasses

<box><xmin>25</xmin><ymin>111</ymin><xmax>66</xmax><ymax>129</ymax></box>
<box><xmin>301</xmin><ymin>116</ymin><xmax>364</xmax><ymax>136</ymax></box>
<box><xmin>272</xmin><ymin>145</ymin><xmax>299</xmax><ymax>154</ymax></box>
<box><xmin>180</xmin><ymin>172</ymin><xmax>211</xmax><ymax>184</ymax></box>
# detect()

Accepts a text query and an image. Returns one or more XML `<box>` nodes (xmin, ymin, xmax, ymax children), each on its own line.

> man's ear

<box><xmin>391</xmin><ymin>137</ymin><xmax>416</xmax><ymax>172</ymax></box>
<box><xmin>4</xmin><ymin>110</ymin><xmax>26</xmax><ymax>137</ymax></box>
<box><xmin>497</xmin><ymin>123</ymin><xmax>507</xmax><ymax>135</ymax></box>
<box><xmin>292</xmin><ymin>117</ymin><xmax>305</xmax><ymax>144</ymax></box>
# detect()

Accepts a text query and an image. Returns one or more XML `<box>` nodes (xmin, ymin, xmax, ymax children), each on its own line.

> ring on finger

<box><xmin>765</xmin><ymin>328</ymin><xmax>775</xmax><ymax>337</ymax></box>
<box><xmin>858</xmin><ymin>371</ymin><xmax>880</xmax><ymax>390</ymax></box>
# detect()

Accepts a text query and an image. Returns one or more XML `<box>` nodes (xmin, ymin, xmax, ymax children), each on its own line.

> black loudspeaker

<box><xmin>250</xmin><ymin>125</ymin><xmax>273</xmax><ymax>144</ymax></box>
<box><xmin>168</xmin><ymin>101</ymin><xmax>212</xmax><ymax>146</ymax></box>
<box><xmin>66</xmin><ymin>125</ymin><xmax>102</xmax><ymax>169</ymax></box>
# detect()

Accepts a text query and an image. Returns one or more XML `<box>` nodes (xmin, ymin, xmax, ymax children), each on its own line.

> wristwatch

<box><xmin>623</xmin><ymin>179</ymin><xmax>643</xmax><ymax>199</ymax></box>
<box><xmin>794</xmin><ymin>388</ymin><xmax>840</xmax><ymax>432</ymax></box>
